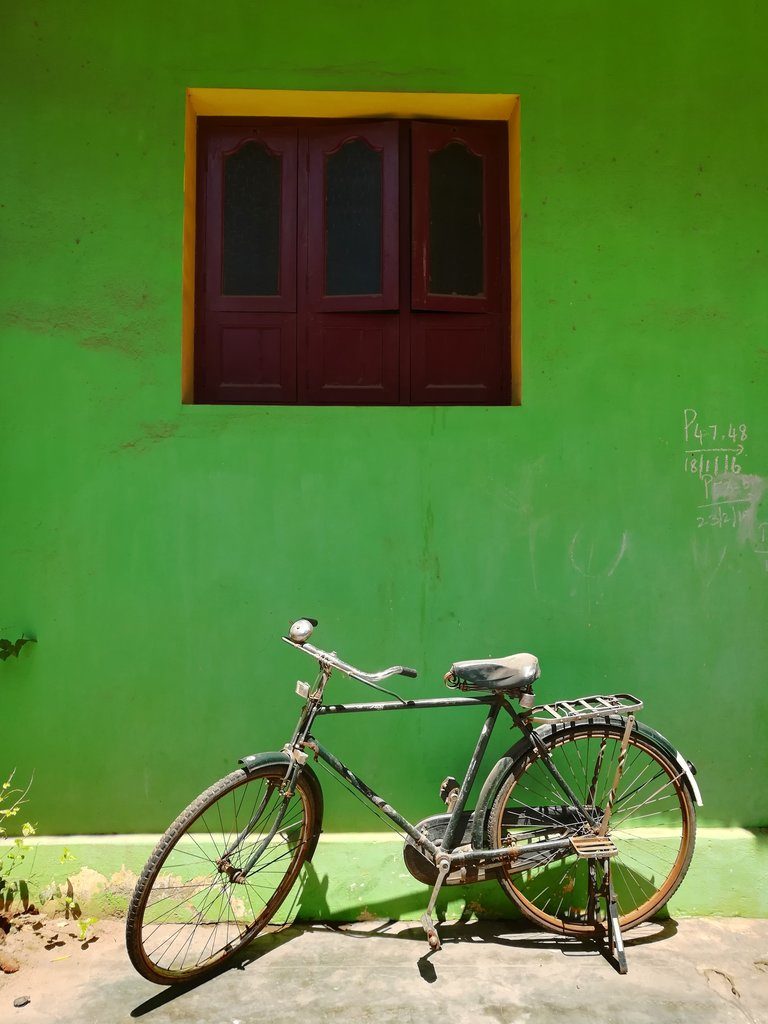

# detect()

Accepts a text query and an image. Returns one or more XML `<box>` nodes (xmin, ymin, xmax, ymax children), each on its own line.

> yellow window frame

<box><xmin>181</xmin><ymin>88</ymin><xmax>521</xmax><ymax>404</ymax></box>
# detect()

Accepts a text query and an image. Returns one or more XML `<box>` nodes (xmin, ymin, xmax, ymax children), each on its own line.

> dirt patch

<box><xmin>0</xmin><ymin>912</ymin><xmax>99</xmax><ymax>976</ymax></box>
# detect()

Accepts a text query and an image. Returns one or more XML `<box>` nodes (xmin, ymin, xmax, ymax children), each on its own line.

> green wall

<box><xmin>1</xmin><ymin>1</ymin><xmax>767</xmax><ymax>839</ymax></box>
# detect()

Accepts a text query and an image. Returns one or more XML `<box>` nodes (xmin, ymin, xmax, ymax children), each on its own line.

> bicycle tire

<box><xmin>488</xmin><ymin>718</ymin><xmax>696</xmax><ymax>936</ymax></box>
<box><xmin>126</xmin><ymin>765</ymin><xmax>320</xmax><ymax>984</ymax></box>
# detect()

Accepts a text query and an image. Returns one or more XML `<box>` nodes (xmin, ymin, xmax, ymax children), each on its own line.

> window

<box><xmin>194</xmin><ymin>118</ymin><xmax>510</xmax><ymax>405</ymax></box>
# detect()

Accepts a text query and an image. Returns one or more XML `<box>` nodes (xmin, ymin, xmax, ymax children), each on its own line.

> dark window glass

<box><xmin>222</xmin><ymin>142</ymin><xmax>281</xmax><ymax>295</ymax></box>
<box><xmin>325</xmin><ymin>139</ymin><xmax>382</xmax><ymax>295</ymax></box>
<box><xmin>428</xmin><ymin>142</ymin><xmax>484</xmax><ymax>296</ymax></box>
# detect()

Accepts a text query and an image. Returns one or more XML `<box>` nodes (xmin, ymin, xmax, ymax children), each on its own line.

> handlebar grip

<box><xmin>399</xmin><ymin>667</ymin><xmax>418</xmax><ymax>678</ymax></box>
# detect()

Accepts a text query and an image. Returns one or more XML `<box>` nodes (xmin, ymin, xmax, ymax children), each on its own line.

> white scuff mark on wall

<box><xmin>709</xmin><ymin>473</ymin><xmax>767</xmax><ymax>545</ymax></box>
<box><xmin>528</xmin><ymin>522</ymin><xmax>539</xmax><ymax>593</ymax></box>
<box><xmin>569</xmin><ymin>529</ymin><xmax>629</xmax><ymax>579</ymax></box>
<box><xmin>691</xmin><ymin>539</ymin><xmax>728</xmax><ymax>588</ymax></box>
<box><xmin>698</xmin><ymin>473</ymin><xmax>768</xmax><ymax>573</ymax></box>
<box><xmin>605</xmin><ymin>531</ymin><xmax>629</xmax><ymax>576</ymax></box>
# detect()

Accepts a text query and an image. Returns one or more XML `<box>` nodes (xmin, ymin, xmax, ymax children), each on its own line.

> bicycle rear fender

<box><xmin>238</xmin><ymin>751</ymin><xmax>324</xmax><ymax>860</ymax></box>
<box><xmin>470</xmin><ymin>716</ymin><xmax>702</xmax><ymax>849</ymax></box>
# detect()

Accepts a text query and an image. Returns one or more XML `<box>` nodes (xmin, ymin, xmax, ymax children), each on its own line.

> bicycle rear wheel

<box><xmin>126</xmin><ymin>764</ymin><xmax>320</xmax><ymax>984</ymax></box>
<box><xmin>488</xmin><ymin>719</ymin><xmax>696</xmax><ymax>936</ymax></box>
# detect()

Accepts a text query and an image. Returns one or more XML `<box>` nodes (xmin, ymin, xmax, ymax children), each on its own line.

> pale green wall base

<box><xmin>9</xmin><ymin>828</ymin><xmax>767</xmax><ymax>921</ymax></box>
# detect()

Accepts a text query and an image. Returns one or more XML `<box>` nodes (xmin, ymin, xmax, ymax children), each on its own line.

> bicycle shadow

<box><xmin>129</xmin><ymin>925</ymin><xmax>300</xmax><ymax>1017</ymax></box>
<box><xmin>129</xmin><ymin>862</ymin><xmax>678</xmax><ymax>1016</ymax></box>
<box><xmin>325</xmin><ymin>915</ymin><xmax>679</xmax><ymax>982</ymax></box>
<box><xmin>291</xmin><ymin>861</ymin><xmax>679</xmax><ymax>979</ymax></box>
<box><xmin>130</xmin><ymin>863</ymin><xmax>332</xmax><ymax>1017</ymax></box>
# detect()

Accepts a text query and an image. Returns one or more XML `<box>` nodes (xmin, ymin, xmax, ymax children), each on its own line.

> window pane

<box><xmin>428</xmin><ymin>142</ymin><xmax>484</xmax><ymax>296</ymax></box>
<box><xmin>222</xmin><ymin>141</ymin><xmax>280</xmax><ymax>296</ymax></box>
<box><xmin>325</xmin><ymin>139</ymin><xmax>382</xmax><ymax>295</ymax></box>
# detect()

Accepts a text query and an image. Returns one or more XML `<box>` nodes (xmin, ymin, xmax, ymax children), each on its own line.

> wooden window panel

<box><xmin>305</xmin><ymin>122</ymin><xmax>399</xmax><ymax>312</ymax></box>
<box><xmin>195</xmin><ymin>124</ymin><xmax>297</xmax><ymax>402</ymax></box>
<box><xmin>199</xmin><ymin>312</ymin><xmax>297</xmax><ymax>404</ymax></box>
<box><xmin>300</xmin><ymin>121</ymin><xmax>400</xmax><ymax>403</ymax></box>
<box><xmin>411</xmin><ymin>121</ymin><xmax>505</xmax><ymax>314</ymax></box>
<box><xmin>193</xmin><ymin>116</ymin><xmax>511</xmax><ymax>406</ymax></box>
<box><xmin>202</xmin><ymin>123</ymin><xmax>297</xmax><ymax>313</ymax></box>
<box><xmin>302</xmin><ymin>313</ymin><xmax>399</xmax><ymax>405</ymax></box>
<box><xmin>410</xmin><ymin>314</ymin><xmax>504</xmax><ymax>405</ymax></box>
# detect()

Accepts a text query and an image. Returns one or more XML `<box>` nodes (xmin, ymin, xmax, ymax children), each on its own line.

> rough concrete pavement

<box><xmin>2</xmin><ymin>917</ymin><xmax>767</xmax><ymax>1023</ymax></box>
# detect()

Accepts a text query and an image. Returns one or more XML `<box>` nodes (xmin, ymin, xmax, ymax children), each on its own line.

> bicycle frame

<box><xmin>234</xmin><ymin>661</ymin><xmax>597</xmax><ymax>880</ymax></box>
<box><xmin>127</xmin><ymin>620</ymin><xmax>701</xmax><ymax>980</ymax></box>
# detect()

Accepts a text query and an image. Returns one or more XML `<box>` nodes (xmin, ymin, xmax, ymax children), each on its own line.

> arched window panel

<box><xmin>411</xmin><ymin>121</ymin><xmax>506</xmax><ymax>313</ymax></box>
<box><xmin>222</xmin><ymin>141</ymin><xmax>281</xmax><ymax>296</ymax></box>
<box><xmin>306</xmin><ymin>122</ymin><xmax>399</xmax><ymax>312</ymax></box>
<box><xmin>325</xmin><ymin>139</ymin><xmax>383</xmax><ymax>296</ymax></box>
<box><xmin>428</xmin><ymin>142</ymin><xmax>484</xmax><ymax>297</ymax></box>
<box><xmin>202</xmin><ymin>124</ymin><xmax>297</xmax><ymax>314</ymax></box>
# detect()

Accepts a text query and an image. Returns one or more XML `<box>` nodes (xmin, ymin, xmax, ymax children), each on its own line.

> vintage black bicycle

<box><xmin>126</xmin><ymin>618</ymin><xmax>701</xmax><ymax>984</ymax></box>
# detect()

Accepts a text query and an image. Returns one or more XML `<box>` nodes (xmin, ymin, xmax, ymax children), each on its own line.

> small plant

<box><xmin>77</xmin><ymin>916</ymin><xmax>97</xmax><ymax>943</ymax></box>
<box><xmin>0</xmin><ymin>636</ymin><xmax>36</xmax><ymax>662</ymax></box>
<box><xmin>1</xmin><ymin>770</ymin><xmax>98</xmax><ymax>970</ymax></box>
<box><xmin>0</xmin><ymin>771</ymin><xmax>36</xmax><ymax>905</ymax></box>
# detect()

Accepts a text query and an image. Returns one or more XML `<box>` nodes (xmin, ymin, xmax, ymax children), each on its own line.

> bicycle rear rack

<box><xmin>529</xmin><ymin>693</ymin><xmax>643</xmax><ymax>725</ymax></box>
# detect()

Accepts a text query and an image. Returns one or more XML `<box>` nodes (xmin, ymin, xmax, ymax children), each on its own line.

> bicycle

<box><xmin>126</xmin><ymin>617</ymin><xmax>701</xmax><ymax>984</ymax></box>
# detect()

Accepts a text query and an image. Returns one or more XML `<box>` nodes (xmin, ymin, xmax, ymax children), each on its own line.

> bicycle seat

<box><xmin>448</xmin><ymin>653</ymin><xmax>540</xmax><ymax>692</ymax></box>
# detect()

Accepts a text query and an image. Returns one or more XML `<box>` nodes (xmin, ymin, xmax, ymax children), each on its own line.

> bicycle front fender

<box><xmin>470</xmin><ymin>715</ymin><xmax>702</xmax><ymax>849</ymax></box>
<box><xmin>237</xmin><ymin>750</ymin><xmax>325</xmax><ymax>859</ymax></box>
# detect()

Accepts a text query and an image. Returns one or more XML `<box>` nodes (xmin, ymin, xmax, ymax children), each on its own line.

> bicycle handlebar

<box><xmin>281</xmin><ymin>633</ymin><xmax>418</xmax><ymax>683</ymax></box>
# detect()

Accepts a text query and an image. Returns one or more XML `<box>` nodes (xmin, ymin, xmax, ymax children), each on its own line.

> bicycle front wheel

<box><xmin>488</xmin><ymin>719</ymin><xmax>696</xmax><ymax>936</ymax></box>
<box><xmin>126</xmin><ymin>765</ymin><xmax>320</xmax><ymax>985</ymax></box>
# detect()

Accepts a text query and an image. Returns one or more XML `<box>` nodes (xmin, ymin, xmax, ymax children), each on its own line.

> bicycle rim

<box><xmin>127</xmin><ymin>767</ymin><xmax>314</xmax><ymax>983</ymax></box>
<box><xmin>489</xmin><ymin>720</ymin><xmax>696</xmax><ymax>935</ymax></box>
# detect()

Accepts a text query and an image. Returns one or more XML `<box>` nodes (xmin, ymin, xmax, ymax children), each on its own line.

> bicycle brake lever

<box><xmin>353</xmin><ymin>675</ymin><xmax>408</xmax><ymax>704</ymax></box>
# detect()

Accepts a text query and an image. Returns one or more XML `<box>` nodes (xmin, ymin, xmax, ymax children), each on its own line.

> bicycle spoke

<box><xmin>494</xmin><ymin>724</ymin><xmax>691</xmax><ymax>933</ymax></box>
<box><xmin>132</xmin><ymin>769</ymin><xmax>313</xmax><ymax>980</ymax></box>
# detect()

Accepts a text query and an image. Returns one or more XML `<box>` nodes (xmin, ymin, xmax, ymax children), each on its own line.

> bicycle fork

<box><xmin>219</xmin><ymin>667</ymin><xmax>330</xmax><ymax>883</ymax></box>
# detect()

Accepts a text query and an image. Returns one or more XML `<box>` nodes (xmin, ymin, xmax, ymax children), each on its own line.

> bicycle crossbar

<box><xmin>315</xmin><ymin>696</ymin><xmax>497</xmax><ymax>715</ymax></box>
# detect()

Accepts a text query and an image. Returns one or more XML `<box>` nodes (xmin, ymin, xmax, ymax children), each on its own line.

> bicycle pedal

<box><xmin>420</xmin><ymin>912</ymin><xmax>442</xmax><ymax>951</ymax></box>
<box><xmin>570</xmin><ymin>835</ymin><xmax>618</xmax><ymax>859</ymax></box>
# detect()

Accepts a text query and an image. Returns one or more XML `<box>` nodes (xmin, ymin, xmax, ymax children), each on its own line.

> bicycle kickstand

<box><xmin>604</xmin><ymin>858</ymin><xmax>628</xmax><ymax>974</ymax></box>
<box><xmin>420</xmin><ymin>857</ymin><xmax>451</xmax><ymax>952</ymax></box>
<box><xmin>587</xmin><ymin>855</ymin><xmax>627</xmax><ymax>975</ymax></box>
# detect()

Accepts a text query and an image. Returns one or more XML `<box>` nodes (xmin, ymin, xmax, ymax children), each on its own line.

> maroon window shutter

<box><xmin>305</xmin><ymin>122</ymin><xmax>399</xmax><ymax>312</ymax></box>
<box><xmin>196</xmin><ymin>123</ymin><xmax>298</xmax><ymax>403</ymax></box>
<box><xmin>410</xmin><ymin>121</ymin><xmax>509</xmax><ymax>404</ymax></box>
<box><xmin>411</xmin><ymin>121</ymin><xmax>505</xmax><ymax>313</ymax></box>
<box><xmin>300</xmin><ymin>122</ymin><xmax>400</xmax><ymax>404</ymax></box>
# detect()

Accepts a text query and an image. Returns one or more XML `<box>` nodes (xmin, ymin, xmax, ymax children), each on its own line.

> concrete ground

<box><xmin>1</xmin><ymin>917</ymin><xmax>767</xmax><ymax>1024</ymax></box>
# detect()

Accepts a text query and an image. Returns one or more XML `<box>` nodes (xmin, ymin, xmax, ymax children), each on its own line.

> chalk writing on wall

<box><xmin>683</xmin><ymin>408</ymin><xmax>767</xmax><ymax>572</ymax></box>
<box><xmin>683</xmin><ymin>408</ymin><xmax>748</xmax><ymax>503</ymax></box>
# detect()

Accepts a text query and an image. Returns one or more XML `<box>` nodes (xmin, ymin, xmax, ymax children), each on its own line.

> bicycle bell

<box><xmin>289</xmin><ymin>618</ymin><xmax>316</xmax><ymax>644</ymax></box>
